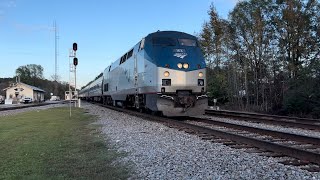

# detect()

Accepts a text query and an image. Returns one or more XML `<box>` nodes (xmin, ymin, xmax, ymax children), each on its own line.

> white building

<box><xmin>3</xmin><ymin>82</ymin><xmax>45</xmax><ymax>103</ymax></box>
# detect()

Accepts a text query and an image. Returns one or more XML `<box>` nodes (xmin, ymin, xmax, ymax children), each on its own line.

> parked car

<box><xmin>50</xmin><ymin>96</ymin><xmax>60</xmax><ymax>101</ymax></box>
<box><xmin>0</xmin><ymin>95</ymin><xmax>4</xmax><ymax>104</ymax></box>
<box><xmin>21</xmin><ymin>97</ymin><xmax>32</xmax><ymax>104</ymax></box>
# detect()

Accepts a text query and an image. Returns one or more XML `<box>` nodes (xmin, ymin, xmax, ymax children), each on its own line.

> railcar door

<box><xmin>134</xmin><ymin>54</ymin><xmax>138</xmax><ymax>90</ymax></box>
<box><xmin>134</xmin><ymin>54</ymin><xmax>139</xmax><ymax>108</ymax></box>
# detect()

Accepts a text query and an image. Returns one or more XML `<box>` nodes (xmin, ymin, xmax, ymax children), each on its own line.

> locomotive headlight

<box><xmin>198</xmin><ymin>72</ymin><xmax>204</xmax><ymax>77</ymax></box>
<box><xmin>183</xmin><ymin>63</ymin><xmax>189</xmax><ymax>69</ymax></box>
<box><xmin>164</xmin><ymin>71</ymin><xmax>170</xmax><ymax>77</ymax></box>
<box><xmin>177</xmin><ymin>63</ymin><xmax>183</xmax><ymax>69</ymax></box>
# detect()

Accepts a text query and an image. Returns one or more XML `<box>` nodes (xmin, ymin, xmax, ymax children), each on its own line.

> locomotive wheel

<box><xmin>122</xmin><ymin>102</ymin><xmax>126</xmax><ymax>109</ymax></box>
<box><xmin>144</xmin><ymin>108</ymin><xmax>152</xmax><ymax>114</ymax></box>
<box><xmin>135</xmin><ymin>101</ymin><xmax>140</xmax><ymax>110</ymax></box>
<box><xmin>139</xmin><ymin>108</ymin><xmax>145</xmax><ymax>113</ymax></box>
<box><xmin>151</xmin><ymin>111</ymin><xmax>163</xmax><ymax>116</ymax></box>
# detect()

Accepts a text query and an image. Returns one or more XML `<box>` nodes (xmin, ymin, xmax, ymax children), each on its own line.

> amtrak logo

<box><xmin>173</xmin><ymin>49</ymin><xmax>188</xmax><ymax>59</ymax></box>
<box><xmin>174</xmin><ymin>53</ymin><xmax>188</xmax><ymax>59</ymax></box>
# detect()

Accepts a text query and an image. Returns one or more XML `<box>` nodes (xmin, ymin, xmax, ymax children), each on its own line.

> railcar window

<box><xmin>120</xmin><ymin>57</ymin><xmax>123</xmax><ymax>64</ymax></box>
<box><xmin>104</xmin><ymin>83</ymin><xmax>108</xmax><ymax>92</ymax></box>
<box><xmin>152</xmin><ymin>37</ymin><xmax>176</xmax><ymax>46</ymax></box>
<box><xmin>127</xmin><ymin>49</ymin><xmax>133</xmax><ymax>59</ymax></box>
<box><xmin>178</xmin><ymin>39</ymin><xmax>197</xmax><ymax>47</ymax></box>
<box><xmin>139</xmin><ymin>38</ymin><xmax>145</xmax><ymax>51</ymax></box>
<box><xmin>120</xmin><ymin>56</ymin><xmax>125</xmax><ymax>64</ymax></box>
<box><xmin>120</xmin><ymin>53</ymin><xmax>127</xmax><ymax>64</ymax></box>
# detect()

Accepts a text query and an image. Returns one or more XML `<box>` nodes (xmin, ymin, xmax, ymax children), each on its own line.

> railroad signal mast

<box><xmin>68</xmin><ymin>42</ymin><xmax>79</xmax><ymax>116</ymax></box>
<box><xmin>72</xmin><ymin>43</ymin><xmax>78</xmax><ymax>105</ymax></box>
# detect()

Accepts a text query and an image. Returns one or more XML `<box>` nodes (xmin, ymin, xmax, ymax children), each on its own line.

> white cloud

<box><xmin>0</xmin><ymin>0</ymin><xmax>16</xmax><ymax>21</ymax></box>
<box><xmin>7</xmin><ymin>0</ymin><xmax>16</xmax><ymax>8</ymax></box>
<box><xmin>0</xmin><ymin>0</ymin><xmax>16</xmax><ymax>8</ymax></box>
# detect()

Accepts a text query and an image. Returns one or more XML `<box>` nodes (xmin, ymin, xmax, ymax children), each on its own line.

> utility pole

<box><xmin>53</xmin><ymin>21</ymin><xmax>59</xmax><ymax>97</ymax></box>
<box><xmin>54</xmin><ymin>21</ymin><xmax>58</xmax><ymax>81</ymax></box>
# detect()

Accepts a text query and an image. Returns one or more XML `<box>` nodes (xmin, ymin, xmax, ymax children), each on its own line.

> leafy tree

<box><xmin>0</xmin><ymin>78</ymin><xmax>14</xmax><ymax>96</ymax></box>
<box><xmin>199</xmin><ymin>0</ymin><xmax>320</xmax><ymax>117</ymax></box>
<box><xmin>198</xmin><ymin>3</ymin><xmax>229</xmax><ymax>105</ymax></box>
<box><xmin>15</xmin><ymin>64</ymin><xmax>44</xmax><ymax>86</ymax></box>
<box><xmin>199</xmin><ymin>3</ymin><xmax>228</xmax><ymax>68</ymax></box>
<box><xmin>228</xmin><ymin>0</ymin><xmax>276</xmax><ymax>110</ymax></box>
<box><xmin>272</xmin><ymin>0</ymin><xmax>318</xmax><ymax>79</ymax></box>
<box><xmin>206</xmin><ymin>67</ymin><xmax>228</xmax><ymax>106</ymax></box>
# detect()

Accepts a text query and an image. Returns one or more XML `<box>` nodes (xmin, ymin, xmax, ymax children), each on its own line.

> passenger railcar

<box><xmin>78</xmin><ymin>73</ymin><xmax>103</xmax><ymax>101</ymax></box>
<box><xmin>79</xmin><ymin>31</ymin><xmax>207</xmax><ymax>116</ymax></box>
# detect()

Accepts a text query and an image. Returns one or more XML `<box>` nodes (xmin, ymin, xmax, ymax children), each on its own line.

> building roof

<box><xmin>3</xmin><ymin>82</ymin><xmax>45</xmax><ymax>92</ymax></box>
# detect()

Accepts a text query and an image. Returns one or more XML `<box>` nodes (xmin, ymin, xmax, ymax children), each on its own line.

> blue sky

<box><xmin>0</xmin><ymin>0</ymin><xmax>239</xmax><ymax>88</ymax></box>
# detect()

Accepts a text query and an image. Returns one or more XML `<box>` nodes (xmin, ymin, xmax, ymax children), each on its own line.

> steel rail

<box><xmin>0</xmin><ymin>101</ymin><xmax>67</xmax><ymax>112</ymax></box>
<box><xmin>205</xmin><ymin>109</ymin><xmax>320</xmax><ymax>124</ymax></box>
<box><xmin>189</xmin><ymin>117</ymin><xmax>320</xmax><ymax>146</ymax></box>
<box><xmin>205</xmin><ymin>110</ymin><xmax>320</xmax><ymax>130</ymax></box>
<box><xmin>206</xmin><ymin>109</ymin><xmax>320</xmax><ymax>123</ymax></box>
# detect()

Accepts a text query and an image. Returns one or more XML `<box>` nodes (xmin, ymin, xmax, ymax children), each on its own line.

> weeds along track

<box><xmin>205</xmin><ymin>109</ymin><xmax>320</xmax><ymax>131</ymax></box>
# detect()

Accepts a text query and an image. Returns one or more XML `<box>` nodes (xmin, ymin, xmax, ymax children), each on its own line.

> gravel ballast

<box><xmin>83</xmin><ymin>103</ymin><xmax>320</xmax><ymax>179</ymax></box>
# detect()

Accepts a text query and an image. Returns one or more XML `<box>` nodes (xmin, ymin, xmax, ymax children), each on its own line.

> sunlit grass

<box><xmin>0</xmin><ymin>107</ymin><xmax>130</xmax><ymax>179</ymax></box>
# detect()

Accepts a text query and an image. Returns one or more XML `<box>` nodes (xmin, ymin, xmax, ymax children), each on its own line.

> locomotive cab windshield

<box><xmin>152</xmin><ymin>37</ymin><xmax>198</xmax><ymax>47</ymax></box>
<box><xmin>178</xmin><ymin>39</ymin><xmax>197</xmax><ymax>46</ymax></box>
<box><xmin>148</xmin><ymin>33</ymin><xmax>205</xmax><ymax>71</ymax></box>
<box><xmin>152</xmin><ymin>37</ymin><xmax>176</xmax><ymax>46</ymax></box>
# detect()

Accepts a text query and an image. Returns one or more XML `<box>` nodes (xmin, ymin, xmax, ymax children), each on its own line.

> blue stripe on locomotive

<box><xmin>143</xmin><ymin>31</ymin><xmax>206</xmax><ymax>71</ymax></box>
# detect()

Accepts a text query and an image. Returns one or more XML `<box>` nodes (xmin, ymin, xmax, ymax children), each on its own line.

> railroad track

<box><xmin>205</xmin><ymin>109</ymin><xmax>320</xmax><ymax>131</ymax></box>
<box><xmin>0</xmin><ymin>101</ymin><xmax>68</xmax><ymax>112</ymax></box>
<box><xmin>182</xmin><ymin>117</ymin><xmax>320</xmax><ymax>171</ymax></box>
<box><xmin>89</xmin><ymin>103</ymin><xmax>320</xmax><ymax>172</ymax></box>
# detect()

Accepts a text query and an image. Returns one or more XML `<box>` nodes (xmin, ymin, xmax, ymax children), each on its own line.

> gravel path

<box><xmin>0</xmin><ymin>103</ymin><xmax>67</xmax><ymax>117</ymax></box>
<box><xmin>83</xmin><ymin>103</ymin><xmax>320</xmax><ymax>179</ymax></box>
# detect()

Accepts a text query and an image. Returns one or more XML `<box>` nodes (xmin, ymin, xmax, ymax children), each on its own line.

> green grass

<box><xmin>0</xmin><ymin>107</ymin><xmax>130</xmax><ymax>179</ymax></box>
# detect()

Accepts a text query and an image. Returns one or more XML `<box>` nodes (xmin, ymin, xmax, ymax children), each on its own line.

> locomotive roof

<box><xmin>146</xmin><ymin>31</ymin><xmax>197</xmax><ymax>40</ymax></box>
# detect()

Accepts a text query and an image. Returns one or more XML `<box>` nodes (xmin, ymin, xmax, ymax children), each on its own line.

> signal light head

<box><xmin>73</xmin><ymin>43</ymin><xmax>77</xmax><ymax>51</ymax></box>
<box><xmin>73</xmin><ymin>57</ymin><xmax>78</xmax><ymax>66</ymax></box>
